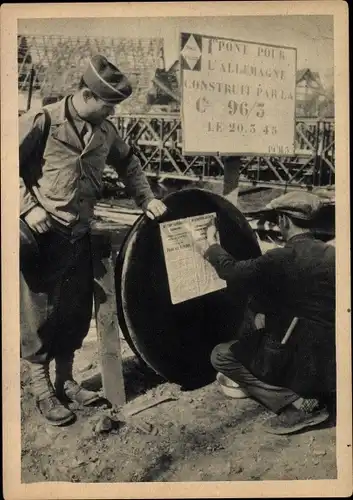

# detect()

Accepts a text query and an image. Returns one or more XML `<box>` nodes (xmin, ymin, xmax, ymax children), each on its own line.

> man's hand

<box><xmin>205</xmin><ymin>220</ymin><xmax>219</xmax><ymax>246</ymax></box>
<box><xmin>183</xmin><ymin>218</ymin><xmax>220</xmax><ymax>256</ymax></box>
<box><xmin>24</xmin><ymin>206</ymin><xmax>52</xmax><ymax>234</ymax></box>
<box><xmin>144</xmin><ymin>199</ymin><xmax>167</xmax><ymax>220</ymax></box>
<box><xmin>183</xmin><ymin>222</ymin><xmax>208</xmax><ymax>256</ymax></box>
<box><xmin>254</xmin><ymin>313</ymin><xmax>266</xmax><ymax>329</ymax></box>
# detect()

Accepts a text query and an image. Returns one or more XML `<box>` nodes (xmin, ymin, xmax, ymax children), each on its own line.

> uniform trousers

<box><xmin>20</xmin><ymin>229</ymin><xmax>93</xmax><ymax>364</ymax></box>
<box><xmin>211</xmin><ymin>341</ymin><xmax>300</xmax><ymax>414</ymax></box>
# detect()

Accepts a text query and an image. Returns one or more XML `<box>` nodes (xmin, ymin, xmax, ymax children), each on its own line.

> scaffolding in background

<box><xmin>18</xmin><ymin>35</ymin><xmax>335</xmax><ymax>189</ymax></box>
<box><xmin>18</xmin><ymin>34</ymin><xmax>163</xmax><ymax>112</ymax></box>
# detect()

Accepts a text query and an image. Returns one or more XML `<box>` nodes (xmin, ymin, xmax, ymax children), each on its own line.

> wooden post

<box><xmin>90</xmin><ymin>230</ymin><xmax>126</xmax><ymax>407</ymax></box>
<box><xmin>223</xmin><ymin>156</ymin><xmax>241</xmax><ymax>206</ymax></box>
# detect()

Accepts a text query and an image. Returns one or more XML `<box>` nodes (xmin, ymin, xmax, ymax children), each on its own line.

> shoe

<box><xmin>57</xmin><ymin>380</ymin><xmax>101</xmax><ymax>407</ymax></box>
<box><xmin>262</xmin><ymin>404</ymin><xmax>330</xmax><ymax>435</ymax></box>
<box><xmin>36</xmin><ymin>395</ymin><xmax>76</xmax><ymax>426</ymax></box>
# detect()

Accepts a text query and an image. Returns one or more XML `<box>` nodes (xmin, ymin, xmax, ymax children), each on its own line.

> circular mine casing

<box><xmin>115</xmin><ymin>188</ymin><xmax>261</xmax><ymax>389</ymax></box>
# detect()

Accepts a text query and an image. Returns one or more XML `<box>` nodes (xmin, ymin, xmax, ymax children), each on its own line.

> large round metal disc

<box><xmin>115</xmin><ymin>188</ymin><xmax>261</xmax><ymax>389</ymax></box>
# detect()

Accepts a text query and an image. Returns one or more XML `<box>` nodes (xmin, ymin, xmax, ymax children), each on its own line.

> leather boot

<box><xmin>30</xmin><ymin>362</ymin><xmax>75</xmax><ymax>426</ymax></box>
<box><xmin>55</xmin><ymin>353</ymin><xmax>101</xmax><ymax>406</ymax></box>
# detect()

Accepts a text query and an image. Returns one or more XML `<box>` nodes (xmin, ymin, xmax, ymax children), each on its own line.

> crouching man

<box><xmin>20</xmin><ymin>54</ymin><xmax>167</xmax><ymax>426</ymax></box>
<box><xmin>190</xmin><ymin>192</ymin><xmax>336</xmax><ymax>435</ymax></box>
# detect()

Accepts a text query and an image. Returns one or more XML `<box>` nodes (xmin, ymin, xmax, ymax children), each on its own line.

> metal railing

<box><xmin>111</xmin><ymin>114</ymin><xmax>335</xmax><ymax>188</ymax></box>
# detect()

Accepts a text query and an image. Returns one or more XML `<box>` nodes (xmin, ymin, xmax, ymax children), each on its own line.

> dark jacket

<box><xmin>204</xmin><ymin>233</ymin><xmax>336</xmax><ymax>396</ymax></box>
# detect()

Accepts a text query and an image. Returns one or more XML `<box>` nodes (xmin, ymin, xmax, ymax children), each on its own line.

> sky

<box><xmin>19</xmin><ymin>15</ymin><xmax>334</xmax><ymax>87</ymax></box>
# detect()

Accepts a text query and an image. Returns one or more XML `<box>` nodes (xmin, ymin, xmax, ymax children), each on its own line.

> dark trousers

<box><xmin>211</xmin><ymin>341</ymin><xmax>300</xmax><ymax>414</ymax></box>
<box><xmin>20</xmin><ymin>230</ymin><xmax>93</xmax><ymax>364</ymax></box>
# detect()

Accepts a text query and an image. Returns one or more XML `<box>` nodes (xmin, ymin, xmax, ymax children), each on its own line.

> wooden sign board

<box><xmin>180</xmin><ymin>33</ymin><xmax>297</xmax><ymax>156</ymax></box>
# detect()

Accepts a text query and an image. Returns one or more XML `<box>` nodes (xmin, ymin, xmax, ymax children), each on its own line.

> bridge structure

<box><xmin>17</xmin><ymin>34</ymin><xmax>335</xmax><ymax>190</ymax></box>
<box><xmin>111</xmin><ymin>113</ymin><xmax>335</xmax><ymax>190</ymax></box>
<box><xmin>16</xmin><ymin>35</ymin><xmax>336</xmax><ymax>407</ymax></box>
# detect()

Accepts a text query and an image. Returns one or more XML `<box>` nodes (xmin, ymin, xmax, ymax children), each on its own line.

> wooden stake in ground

<box><xmin>90</xmin><ymin>229</ymin><xmax>126</xmax><ymax>406</ymax></box>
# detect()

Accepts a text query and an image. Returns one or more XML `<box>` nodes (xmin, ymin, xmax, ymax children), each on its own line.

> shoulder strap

<box><xmin>40</xmin><ymin>107</ymin><xmax>51</xmax><ymax>156</ymax></box>
<box><xmin>20</xmin><ymin>107</ymin><xmax>52</xmax><ymax>190</ymax></box>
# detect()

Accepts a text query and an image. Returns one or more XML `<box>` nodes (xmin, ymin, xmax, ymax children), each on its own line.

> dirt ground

<box><xmin>20</xmin><ymin>327</ymin><xmax>337</xmax><ymax>483</ymax></box>
<box><xmin>21</xmin><ymin>189</ymin><xmax>337</xmax><ymax>483</ymax></box>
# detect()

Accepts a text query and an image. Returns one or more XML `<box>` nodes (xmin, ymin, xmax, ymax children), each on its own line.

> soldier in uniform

<box><xmin>19</xmin><ymin>55</ymin><xmax>167</xmax><ymax>425</ymax></box>
<box><xmin>189</xmin><ymin>191</ymin><xmax>336</xmax><ymax>435</ymax></box>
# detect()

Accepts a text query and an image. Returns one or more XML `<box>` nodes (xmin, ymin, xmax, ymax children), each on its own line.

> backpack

<box><xmin>20</xmin><ymin>107</ymin><xmax>51</xmax><ymax>191</ymax></box>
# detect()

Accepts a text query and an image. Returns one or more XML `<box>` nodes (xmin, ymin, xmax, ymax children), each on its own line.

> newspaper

<box><xmin>159</xmin><ymin>213</ymin><xmax>227</xmax><ymax>304</ymax></box>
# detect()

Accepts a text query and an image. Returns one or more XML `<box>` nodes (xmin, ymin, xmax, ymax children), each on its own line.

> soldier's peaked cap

<box><xmin>82</xmin><ymin>54</ymin><xmax>132</xmax><ymax>104</ymax></box>
<box><xmin>265</xmin><ymin>191</ymin><xmax>323</xmax><ymax>221</ymax></box>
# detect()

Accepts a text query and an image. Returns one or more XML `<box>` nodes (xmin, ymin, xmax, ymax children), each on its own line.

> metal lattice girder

<box><xmin>320</xmin><ymin>123</ymin><xmax>335</xmax><ymax>172</ymax></box>
<box><xmin>296</xmin><ymin>120</ymin><xmax>317</xmax><ymax>152</ymax></box>
<box><xmin>18</xmin><ymin>35</ymin><xmax>163</xmax><ymax>112</ymax></box>
<box><xmin>111</xmin><ymin>114</ymin><xmax>334</xmax><ymax>188</ymax></box>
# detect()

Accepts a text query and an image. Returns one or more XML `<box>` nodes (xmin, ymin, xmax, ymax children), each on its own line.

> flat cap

<box><xmin>82</xmin><ymin>54</ymin><xmax>132</xmax><ymax>104</ymax></box>
<box><xmin>264</xmin><ymin>191</ymin><xmax>323</xmax><ymax>221</ymax></box>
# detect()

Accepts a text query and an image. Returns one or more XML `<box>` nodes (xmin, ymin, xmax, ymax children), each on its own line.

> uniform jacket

<box><xmin>205</xmin><ymin>233</ymin><xmax>336</xmax><ymax>396</ymax></box>
<box><xmin>19</xmin><ymin>96</ymin><xmax>154</xmax><ymax>238</ymax></box>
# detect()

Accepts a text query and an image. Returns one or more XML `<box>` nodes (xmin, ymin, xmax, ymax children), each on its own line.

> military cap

<box><xmin>264</xmin><ymin>191</ymin><xmax>323</xmax><ymax>222</ymax></box>
<box><xmin>82</xmin><ymin>54</ymin><xmax>132</xmax><ymax>104</ymax></box>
